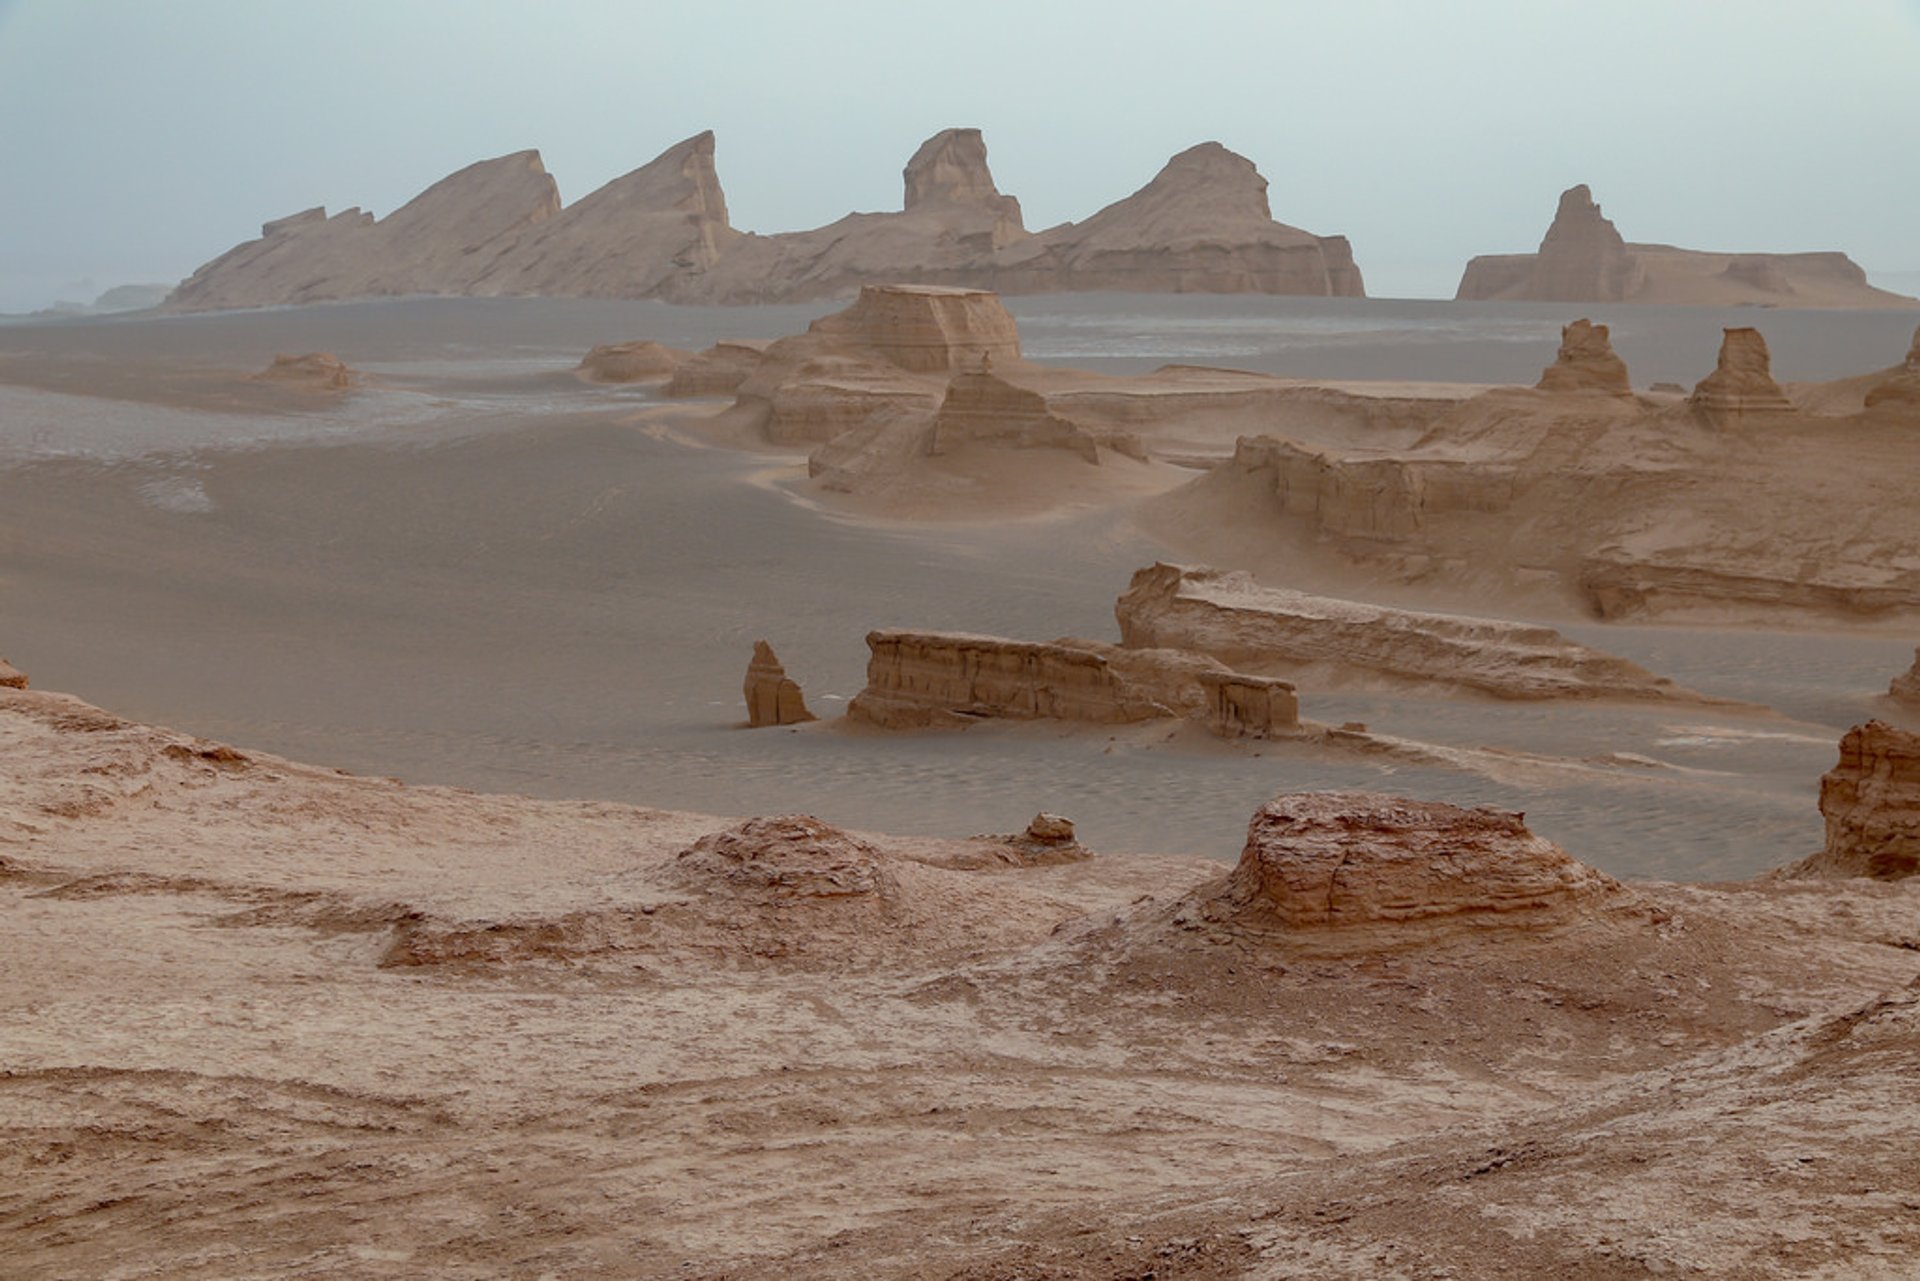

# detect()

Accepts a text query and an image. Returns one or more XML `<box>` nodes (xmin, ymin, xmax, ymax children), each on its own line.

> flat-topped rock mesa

<box><xmin>1865</xmin><ymin>324</ymin><xmax>1920</xmax><ymax>411</ymax></box>
<box><xmin>164</xmin><ymin>130</ymin><xmax>1367</xmax><ymax>311</ymax></box>
<box><xmin>1690</xmin><ymin>326</ymin><xmax>1793</xmax><ymax>416</ymax></box>
<box><xmin>576</xmin><ymin>339</ymin><xmax>691</xmax><ymax>384</ymax></box>
<box><xmin>1890</xmin><ymin>648</ymin><xmax>1920</xmax><ymax>708</ymax></box>
<box><xmin>988</xmin><ymin>141</ymin><xmax>1364</xmax><ymax>297</ymax></box>
<box><xmin>1116</xmin><ymin>563</ymin><xmax>1713</xmax><ymax>702</ymax></box>
<box><xmin>1783</xmin><ymin>721</ymin><xmax>1920</xmax><ymax>881</ymax></box>
<box><xmin>742</xmin><ymin>640</ymin><xmax>815</xmax><ymax>727</ymax></box>
<box><xmin>845</xmin><ymin>629</ymin><xmax>1299</xmax><ymax>737</ymax></box>
<box><xmin>254</xmin><ymin>352</ymin><xmax>358</xmax><ymax>390</ymax></box>
<box><xmin>803</xmin><ymin>283</ymin><xmax>1022</xmax><ymax>373</ymax></box>
<box><xmin>168</xmin><ymin>150</ymin><xmax>562</xmax><ymax>311</ymax></box>
<box><xmin>1536</xmin><ymin>318</ymin><xmax>1632</xmax><ymax>396</ymax></box>
<box><xmin>1457</xmin><ymin>183</ymin><xmax>1914</xmax><ymax>308</ymax></box>
<box><xmin>1201</xmin><ymin>791</ymin><xmax>1622</xmax><ymax>940</ymax></box>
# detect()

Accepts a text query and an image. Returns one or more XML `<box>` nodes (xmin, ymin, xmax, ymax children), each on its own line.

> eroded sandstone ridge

<box><xmin>1535</xmin><ymin>318</ymin><xmax>1631</xmax><ymax>396</ymax></box>
<box><xmin>164</xmin><ymin>129</ymin><xmax>1364</xmax><ymax>311</ymax></box>
<box><xmin>1457</xmin><ymin>184</ymin><xmax>1913</xmax><ymax>307</ymax></box>
<box><xmin>742</xmin><ymin>641</ymin><xmax>815</xmax><ymax>727</ymax></box>
<box><xmin>1203</xmin><ymin>791</ymin><xmax>1620</xmax><ymax>936</ymax></box>
<box><xmin>1115</xmin><ymin>563</ymin><xmax>1711</xmax><ymax>701</ymax></box>
<box><xmin>1785</xmin><ymin>721</ymin><xmax>1920</xmax><ymax>880</ymax></box>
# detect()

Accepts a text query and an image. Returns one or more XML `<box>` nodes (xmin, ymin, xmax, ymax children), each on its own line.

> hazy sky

<box><xmin>2</xmin><ymin>0</ymin><xmax>1916</xmax><ymax>310</ymax></box>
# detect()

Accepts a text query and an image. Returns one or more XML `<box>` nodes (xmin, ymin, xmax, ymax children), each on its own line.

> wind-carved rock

<box><xmin>0</xmin><ymin>657</ymin><xmax>26</xmax><ymax>690</ymax></box>
<box><xmin>1198</xmin><ymin>671</ymin><xmax>1299</xmax><ymax>738</ymax></box>
<box><xmin>665</xmin><ymin>340</ymin><xmax>770</xmax><ymax>397</ymax></box>
<box><xmin>1203</xmin><ymin>791</ymin><xmax>1620</xmax><ymax>936</ymax></box>
<box><xmin>577</xmin><ymin>340</ymin><xmax>691</xmax><ymax>384</ymax></box>
<box><xmin>930</xmin><ymin>369</ymin><xmax>1145</xmax><ymax>463</ymax></box>
<box><xmin>1690</xmin><ymin>327</ymin><xmax>1793</xmax><ymax>417</ymax></box>
<box><xmin>804</xmin><ymin>284</ymin><xmax>1023</xmax><ymax>374</ymax></box>
<box><xmin>743</xmin><ymin>641</ymin><xmax>815</xmax><ymax>727</ymax></box>
<box><xmin>1890</xmin><ymin>649</ymin><xmax>1920</xmax><ymax>708</ymax></box>
<box><xmin>1864</xmin><ymin>325</ymin><xmax>1920</xmax><ymax>412</ymax></box>
<box><xmin>1527</xmin><ymin>186</ymin><xmax>1642</xmax><ymax>302</ymax></box>
<box><xmin>903</xmin><ymin>127</ymin><xmax>1025</xmax><ymax>250</ymax></box>
<box><xmin>1536</xmin><ymin>318</ymin><xmax>1632</xmax><ymax>396</ymax></box>
<box><xmin>1784</xmin><ymin>722</ymin><xmax>1920</xmax><ymax>881</ymax></box>
<box><xmin>255</xmin><ymin>352</ymin><xmax>358</xmax><ymax>390</ymax></box>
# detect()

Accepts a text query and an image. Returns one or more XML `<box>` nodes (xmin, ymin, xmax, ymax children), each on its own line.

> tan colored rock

<box><xmin>1023</xmin><ymin>813</ymin><xmax>1076</xmax><ymax>844</ymax></box>
<box><xmin>805</xmin><ymin>284</ymin><xmax>1021</xmax><ymax>374</ymax></box>
<box><xmin>1535</xmin><ymin>318</ymin><xmax>1632</xmax><ymax>396</ymax></box>
<box><xmin>1784</xmin><ymin>721</ymin><xmax>1920</xmax><ymax>880</ymax></box>
<box><xmin>1864</xmin><ymin>324</ymin><xmax>1920</xmax><ymax>411</ymax></box>
<box><xmin>1198</xmin><ymin>671</ymin><xmax>1298</xmax><ymax>738</ymax></box>
<box><xmin>1691</xmin><ymin>327</ymin><xmax>1793</xmax><ymax>416</ymax></box>
<box><xmin>663</xmin><ymin>339</ymin><xmax>769</xmax><ymax>397</ymax></box>
<box><xmin>1457</xmin><ymin>184</ymin><xmax>1913</xmax><ymax>309</ymax></box>
<box><xmin>1204</xmin><ymin>790</ymin><xmax>1619</xmax><ymax>934</ymax></box>
<box><xmin>930</xmin><ymin>369</ymin><xmax>1145</xmax><ymax>463</ymax></box>
<box><xmin>255</xmin><ymin>352</ymin><xmax>357</xmax><ymax>390</ymax></box>
<box><xmin>1116</xmin><ymin>563</ymin><xmax>1709</xmax><ymax>702</ymax></box>
<box><xmin>1890</xmin><ymin>649</ymin><xmax>1920</xmax><ymax>707</ymax></box>
<box><xmin>902</xmin><ymin>127</ymin><xmax>1025</xmax><ymax>249</ymax></box>
<box><xmin>576</xmin><ymin>340</ymin><xmax>690</xmax><ymax>384</ymax></box>
<box><xmin>673</xmin><ymin>814</ymin><xmax>894</xmax><ymax>902</ymax></box>
<box><xmin>0</xmin><ymin>657</ymin><xmax>25</xmax><ymax>690</ymax></box>
<box><xmin>743</xmin><ymin>641</ymin><xmax>815</xmax><ymax>727</ymax></box>
<box><xmin>847</xmin><ymin>631</ymin><xmax>1189</xmax><ymax>729</ymax></box>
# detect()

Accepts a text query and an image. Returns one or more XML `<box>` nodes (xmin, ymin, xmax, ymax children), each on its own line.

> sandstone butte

<box><xmin>741</xmin><ymin>640</ymin><xmax>815</xmax><ymax>727</ymax></box>
<box><xmin>1456</xmin><ymin>183</ymin><xmax>1915</xmax><ymax>308</ymax></box>
<box><xmin>1784</xmin><ymin>719</ymin><xmax>1920</xmax><ymax>881</ymax></box>
<box><xmin>162</xmin><ymin>128</ymin><xmax>1364</xmax><ymax>312</ymax></box>
<box><xmin>1689</xmin><ymin>326</ymin><xmax>1793</xmax><ymax>417</ymax></box>
<box><xmin>1534</xmin><ymin>317</ymin><xmax>1631</xmax><ymax>396</ymax></box>
<box><xmin>8</xmin><ymin>678</ymin><xmax>1920</xmax><ymax>1276</ymax></box>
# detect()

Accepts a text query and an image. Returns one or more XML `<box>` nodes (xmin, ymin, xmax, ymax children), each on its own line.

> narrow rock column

<box><xmin>743</xmin><ymin>641</ymin><xmax>815</xmax><ymax>727</ymax></box>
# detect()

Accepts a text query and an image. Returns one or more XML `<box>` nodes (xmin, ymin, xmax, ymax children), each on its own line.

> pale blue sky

<box><xmin>2</xmin><ymin>0</ymin><xmax>1916</xmax><ymax>309</ymax></box>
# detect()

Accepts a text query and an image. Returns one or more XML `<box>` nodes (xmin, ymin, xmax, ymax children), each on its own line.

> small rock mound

<box><xmin>1690</xmin><ymin>327</ymin><xmax>1792</xmax><ymax>416</ymax></box>
<box><xmin>256</xmin><ymin>352</ymin><xmax>357</xmax><ymax>390</ymax></box>
<box><xmin>742</xmin><ymin>640</ymin><xmax>815</xmax><ymax>727</ymax></box>
<box><xmin>0</xmin><ymin>657</ymin><xmax>26</xmax><ymax>690</ymax></box>
<box><xmin>1205</xmin><ymin>791</ymin><xmax>1618</xmax><ymax>935</ymax></box>
<box><xmin>672</xmin><ymin>815</ymin><xmax>897</xmax><ymax>902</ymax></box>
<box><xmin>1785</xmin><ymin>721</ymin><xmax>1920</xmax><ymax>881</ymax></box>
<box><xmin>1536</xmin><ymin>318</ymin><xmax>1631</xmax><ymax>396</ymax></box>
<box><xmin>577</xmin><ymin>339</ymin><xmax>690</xmax><ymax>383</ymax></box>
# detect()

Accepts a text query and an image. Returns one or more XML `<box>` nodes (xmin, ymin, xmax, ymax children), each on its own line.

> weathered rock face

<box><xmin>576</xmin><ymin>340</ymin><xmax>690</xmax><ymax>384</ymax></box>
<box><xmin>1205</xmin><ymin>791</ymin><xmax>1619</xmax><ymax>934</ymax></box>
<box><xmin>1785</xmin><ymin>722</ymin><xmax>1920</xmax><ymax>880</ymax></box>
<box><xmin>255</xmin><ymin>352</ymin><xmax>357</xmax><ymax>390</ymax></box>
<box><xmin>166</xmin><ymin>130</ymin><xmax>1367</xmax><ymax>310</ymax></box>
<box><xmin>994</xmin><ymin>142</ymin><xmax>1364</xmax><ymax>297</ymax></box>
<box><xmin>743</xmin><ymin>641</ymin><xmax>815</xmax><ymax>728</ymax></box>
<box><xmin>1864</xmin><ymin>325</ymin><xmax>1920</xmax><ymax>411</ymax></box>
<box><xmin>672</xmin><ymin>814</ymin><xmax>895</xmax><ymax>903</ymax></box>
<box><xmin>847</xmin><ymin>631</ymin><xmax>1197</xmax><ymax>728</ymax></box>
<box><xmin>1890</xmin><ymin>649</ymin><xmax>1920</xmax><ymax>708</ymax></box>
<box><xmin>805</xmin><ymin>284</ymin><xmax>1022</xmax><ymax>374</ymax></box>
<box><xmin>1691</xmin><ymin>327</ymin><xmax>1793</xmax><ymax>416</ymax></box>
<box><xmin>930</xmin><ymin>369</ymin><xmax>1145</xmax><ymax>463</ymax></box>
<box><xmin>664</xmin><ymin>340</ymin><xmax>769</xmax><ymax>397</ymax></box>
<box><xmin>903</xmin><ymin>127</ymin><xmax>1025</xmax><ymax>249</ymax></box>
<box><xmin>1536</xmin><ymin>318</ymin><xmax>1632</xmax><ymax>396</ymax></box>
<box><xmin>0</xmin><ymin>657</ymin><xmax>26</xmax><ymax>690</ymax></box>
<box><xmin>1198</xmin><ymin>671</ymin><xmax>1298</xmax><ymax>738</ymax></box>
<box><xmin>1457</xmin><ymin>184</ymin><xmax>1913</xmax><ymax>309</ymax></box>
<box><xmin>1116</xmin><ymin>563</ymin><xmax>1708</xmax><ymax>702</ymax></box>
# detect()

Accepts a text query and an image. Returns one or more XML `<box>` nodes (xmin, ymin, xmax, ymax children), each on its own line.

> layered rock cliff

<box><xmin>164</xmin><ymin>130</ymin><xmax>1366</xmax><ymax>311</ymax></box>
<box><xmin>1783</xmin><ymin>721</ymin><xmax>1920</xmax><ymax>880</ymax></box>
<box><xmin>1457</xmin><ymin>184</ymin><xmax>1913</xmax><ymax>308</ymax></box>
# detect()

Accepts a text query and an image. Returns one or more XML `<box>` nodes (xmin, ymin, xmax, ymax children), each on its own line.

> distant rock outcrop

<box><xmin>0</xmin><ymin>657</ymin><xmax>26</xmax><ymax>690</ymax></box>
<box><xmin>1784</xmin><ymin>722</ymin><xmax>1920</xmax><ymax>881</ymax></box>
<box><xmin>1457</xmin><ymin>184</ymin><xmax>1913</xmax><ymax>308</ymax></box>
<box><xmin>576</xmin><ymin>340</ymin><xmax>691</xmax><ymax>384</ymax></box>
<box><xmin>743</xmin><ymin>641</ymin><xmax>815</xmax><ymax>728</ymax></box>
<box><xmin>255</xmin><ymin>352</ymin><xmax>357</xmax><ymax>390</ymax></box>
<box><xmin>1203</xmin><ymin>791</ymin><xmax>1619</xmax><ymax>935</ymax></box>
<box><xmin>1690</xmin><ymin>327</ymin><xmax>1793</xmax><ymax>417</ymax></box>
<box><xmin>1536</xmin><ymin>318</ymin><xmax>1632</xmax><ymax>396</ymax></box>
<box><xmin>165</xmin><ymin>130</ymin><xmax>1366</xmax><ymax>311</ymax></box>
<box><xmin>1115</xmin><ymin>563</ymin><xmax>1712</xmax><ymax>702</ymax></box>
<box><xmin>1865</xmin><ymin>325</ymin><xmax>1920</xmax><ymax>411</ymax></box>
<box><xmin>1890</xmin><ymin>649</ymin><xmax>1920</xmax><ymax>708</ymax></box>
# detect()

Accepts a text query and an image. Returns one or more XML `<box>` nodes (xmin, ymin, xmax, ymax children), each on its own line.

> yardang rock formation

<box><xmin>164</xmin><ymin>130</ymin><xmax>1364</xmax><ymax>311</ymax></box>
<box><xmin>1457</xmin><ymin>183</ymin><xmax>1913</xmax><ymax>308</ymax></box>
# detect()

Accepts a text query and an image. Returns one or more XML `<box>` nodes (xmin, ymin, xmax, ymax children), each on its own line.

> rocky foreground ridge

<box><xmin>1457</xmin><ymin>183</ymin><xmax>1914</xmax><ymax>308</ymax></box>
<box><xmin>164</xmin><ymin>129</ymin><xmax>1364</xmax><ymax>311</ymax></box>
<box><xmin>5</xmin><ymin>677</ymin><xmax>1920</xmax><ymax>1276</ymax></box>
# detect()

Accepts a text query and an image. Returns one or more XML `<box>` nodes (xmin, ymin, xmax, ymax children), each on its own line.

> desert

<box><xmin>8</xmin><ymin>6</ymin><xmax>1920</xmax><ymax>1275</ymax></box>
